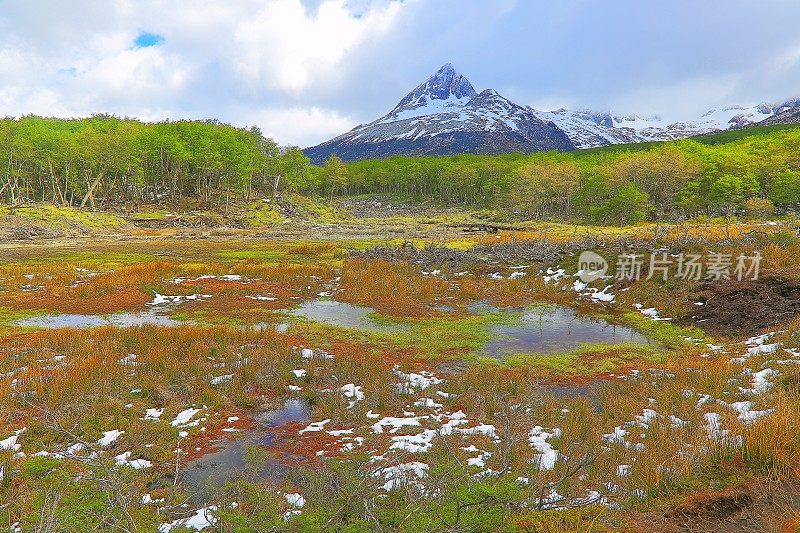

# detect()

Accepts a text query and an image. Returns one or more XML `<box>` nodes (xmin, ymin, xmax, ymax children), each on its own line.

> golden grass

<box><xmin>741</xmin><ymin>391</ymin><xmax>800</xmax><ymax>476</ymax></box>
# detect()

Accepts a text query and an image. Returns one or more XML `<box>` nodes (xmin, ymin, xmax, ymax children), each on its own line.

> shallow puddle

<box><xmin>182</xmin><ymin>398</ymin><xmax>311</xmax><ymax>496</ymax></box>
<box><xmin>483</xmin><ymin>305</ymin><xmax>648</xmax><ymax>357</ymax></box>
<box><xmin>288</xmin><ymin>299</ymin><xmax>409</xmax><ymax>333</ymax></box>
<box><xmin>14</xmin><ymin>311</ymin><xmax>184</xmax><ymax>329</ymax></box>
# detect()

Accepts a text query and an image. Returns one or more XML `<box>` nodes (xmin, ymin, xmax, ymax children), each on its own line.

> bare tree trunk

<box><xmin>2</xmin><ymin>149</ymin><xmax>14</xmax><ymax>205</ymax></box>
<box><xmin>49</xmin><ymin>159</ymin><xmax>65</xmax><ymax>206</ymax></box>
<box><xmin>80</xmin><ymin>170</ymin><xmax>105</xmax><ymax>208</ymax></box>
<box><xmin>272</xmin><ymin>174</ymin><xmax>281</xmax><ymax>199</ymax></box>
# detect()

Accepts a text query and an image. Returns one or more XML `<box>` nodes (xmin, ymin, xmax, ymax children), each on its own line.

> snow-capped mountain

<box><xmin>750</xmin><ymin>98</ymin><xmax>800</xmax><ymax>128</ymax></box>
<box><xmin>533</xmin><ymin>104</ymin><xmax>793</xmax><ymax>148</ymax></box>
<box><xmin>533</xmin><ymin>109</ymin><xmax>641</xmax><ymax>147</ymax></box>
<box><xmin>545</xmin><ymin>97</ymin><xmax>800</xmax><ymax>148</ymax></box>
<box><xmin>304</xmin><ymin>64</ymin><xmax>575</xmax><ymax>164</ymax></box>
<box><xmin>304</xmin><ymin>63</ymin><xmax>800</xmax><ymax>162</ymax></box>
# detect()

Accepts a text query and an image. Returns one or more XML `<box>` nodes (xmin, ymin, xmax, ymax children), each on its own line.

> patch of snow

<box><xmin>98</xmin><ymin>430</ymin><xmax>124</xmax><ymax>447</ymax></box>
<box><xmin>284</xmin><ymin>493</ymin><xmax>305</xmax><ymax>508</ymax></box>
<box><xmin>0</xmin><ymin>434</ymin><xmax>20</xmax><ymax>452</ymax></box>
<box><xmin>704</xmin><ymin>412</ymin><xmax>728</xmax><ymax>441</ymax></box>
<box><xmin>394</xmin><ymin>368</ymin><xmax>443</xmax><ymax>393</ymax></box>
<box><xmin>413</xmin><ymin>397</ymin><xmax>443</xmax><ymax>409</ymax></box>
<box><xmin>299</xmin><ymin>419</ymin><xmax>331</xmax><ymax>434</ymax></box>
<box><xmin>379</xmin><ymin>461</ymin><xmax>429</xmax><ymax>491</ymax></box>
<box><xmin>246</xmin><ymin>295</ymin><xmax>277</xmax><ymax>301</ymax></box>
<box><xmin>148</xmin><ymin>293</ymin><xmax>211</xmax><ymax>306</ymax></box>
<box><xmin>372</xmin><ymin>416</ymin><xmax>424</xmax><ymax>434</ymax></box>
<box><xmin>114</xmin><ymin>451</ymin><xmax>152</xmax><ymax>469</ymax></box>
<box><xmin>210</xmin><ymin>374</ymin><xmax>233</xmax><ymax>385</ymax></box>
<box><xmin>143</xmin><ymin>408</ymin><xmax>164</xmax><ymax>421</ymax></box>
<box><xmin>603</xmin><ymin>426</ymin><xmax>627</xmax><ymax>444</ymax></box>
<box><xmin>542</xmin><ymin>268</ymin><xmax>567</xmax><ymax>284</ymax></box>
<box><xmin>340</xmin><ymin>383</ymin><xmax>365</xmax><ymax>408</ymax></box>
<box><xmin>159</xmin><ymin>506</ymin><xmax>217</xmax><ymax>532</ymax></box>
<box><xmin>171</xmin><ymin>408</ymin><xmax>201</xmax><ymax>427</ymax></box>
<box><xmin>528</xmin><ymin>426</ymin><xmax>560</xmax><ymax>470</ymax></box>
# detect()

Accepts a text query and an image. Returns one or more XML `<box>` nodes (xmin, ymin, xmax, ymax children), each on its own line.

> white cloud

<box><xmin>0</xmin><ymin>0</ymin><xmax>405</xmax><ymax>145</ymax></box>
<box><xmin>233</xmin><ymin>0</ymin><xmax>403</xmax><ymax>94</ymax></box>
<box><xmin>242</xmin><ymin>106</ymin><xmax>357</xmax><ymax>146</ymax></box>
<box><xmin>73</xmin><ymin>48</ymin><xmax>191</xmax><ymax>108</ymax></box>
<box><xmin>609</xmin><ymin>75</ymin><xmax>743</xmax><ymax>122</ymax></box>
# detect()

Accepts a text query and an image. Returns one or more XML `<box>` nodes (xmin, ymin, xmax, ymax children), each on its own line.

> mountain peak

<box><xmin>393</xmin><ymin>63</ymin><xmax>476</xmax><ymax>112</ymax></box>
<box><xmin>437</xmin><ymin>62</ymin><xmax>456</xmax><ymax>74</ymax></box>
<box><xmin>305</xmin><ymin>62</ymin><xmax>575</xmax><ymax>163</ymax></box>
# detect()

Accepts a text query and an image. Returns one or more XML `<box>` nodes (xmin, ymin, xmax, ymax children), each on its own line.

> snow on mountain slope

<box><xmin>533</xmin><ymin>109</ymin><xmax>640</xmax><ymax>148</ymax></box>
<box><xmin>304</xmin><ymin>64</ymin><xmax>575</xmax><ymax>164</ymax></box>
<box><xmin>304</xmin><ymin>63</ymin><xmax>800</xmax><ymax>160</ymax></box>
<box><xmin>538</xmin><ymin>103</ymin><xmax>787</xmax><ymax>148</ymax></box>
<box><xmin>755</xmin><ymin>105</ymin><xmax>800</xmax><ymax>127</ymax></box>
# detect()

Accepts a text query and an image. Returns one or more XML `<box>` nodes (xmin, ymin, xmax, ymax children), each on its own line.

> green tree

<box><xmin>507</xmin><ymin>160</ymin><xmax>578</xmax><ymax>219</ymax></box>
<box><xmin>768</xmin><ymin>170</ymin><xmax>800</xmax><ymax>207</ymax></box>
<box><xmin>592</xmin><ymin>183</ymin><xmax>650</xmax><ymax>226</ymax></box>
<box><xmin>708</xmin><ymin>174</ymin><xmax>747</xmax><ymax>216</ymax></box>
<box><xmin>280</xmin><ymin>147</ymin><xmax>312</xmax><ymax>193</ymax></box>
<box><xmin>323</xmin><ymin>155</ymin><xmax>348</xmax><ymax>199</ymax></box>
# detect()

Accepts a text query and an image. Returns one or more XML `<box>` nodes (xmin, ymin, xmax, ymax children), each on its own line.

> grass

<box><xmin>497</xmin><ymin>342</ymin><xmax>667</xmax><ymax>374</ymax></box>
<box><xmin>215</xmin><ymin>249</ymin><xmax>290</xmax><ymax>261</ymax></box>
<box><xmin>245</xmin><ymin>201</ymin><xmax>283</xmax><ymax>226</ymax></box>
<box><xmin>0</xmin><ymin>306</ymin><xmax>49</xmax><ymax>336</ymax></box>
<box><xmin>289</xmin><ymin>193</ymin><xmax>349</xmax><ymax>222</ymax></box>
<box><xmin>2</xmin><ymin>251</ymin><xmax>156</xmax><ymax>266</ymax></box>
<box><xmin>620</xmin><ymin>311</ymin><xmax>707</xmax><ymax>348</ymax></box>
<box><xmin>387</xmin><ymin>311</ymin><xmax>520</xmax><ymax>357</ymax></box>
<box><xmin>284</xmin><ymin>308</ymin><xmax>521</xmax><ymax>360</ymax></box>
<box><xmin>0</xmin><ymin>204</ymin><xmax>126</xmax><ymax>228</ymax></box>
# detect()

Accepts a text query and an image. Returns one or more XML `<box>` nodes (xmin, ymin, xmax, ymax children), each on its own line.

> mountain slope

<box><xmin>305</xmin><ymin>63</ymin><xmax>800</xmax><ymax>160</ymax></box>
<box><xmin>538</xmin><ymin>96</ymin><xmax>800</xmax><ymax>148</ymax></box>
<box><xmin>304</xmin><ymin>64</ymin><xmax>575</xmax><ymax>164</ymax></box>
<box><xmin>744</xmin><ymin>99</ymin><xmax>800</xmax><ymax>128</ymax></box>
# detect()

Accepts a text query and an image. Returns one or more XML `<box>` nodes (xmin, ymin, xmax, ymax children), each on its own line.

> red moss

<box><xmin>11</xmin><ymin>288</ymin><xmax>151</xmax><ymax>314</ymax></box>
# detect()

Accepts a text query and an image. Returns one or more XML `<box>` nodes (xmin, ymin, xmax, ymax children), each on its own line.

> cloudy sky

<box><xmin>2</xmin><ymin>0</ymin><xmax>800</xmax><ymax>146</ymax></box>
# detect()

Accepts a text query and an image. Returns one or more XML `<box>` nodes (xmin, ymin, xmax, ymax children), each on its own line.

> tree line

<box><xmin>3</xmin><ymin>115</ymin><xmax>800</xmax><ymax>224</ymax></box>
<box><xmin>0</xmin><ymin>115</ymin><xmax>345</xmax><ymax>208</ymax></box>
<box><xmin>345</xmin><ymin>126</ymin><xmax>800</xmax><ymax>224</ymax></box>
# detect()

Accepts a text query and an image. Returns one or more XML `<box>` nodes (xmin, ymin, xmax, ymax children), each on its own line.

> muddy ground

<box><xmin>686</xmin><ymin>271</ymin><xmax>800</xmax><ymax>337</ymax></box>
<box><xmin>640</xmin><ymin>480</ymin><xmax>800</xmax><ymax>532</ymax></box>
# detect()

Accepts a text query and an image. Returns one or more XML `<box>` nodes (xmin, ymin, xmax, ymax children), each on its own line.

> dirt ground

<box><xmin>686</xmin><ymin>271</ymin><xmax>800</xmax><ymax>337</ymax></box>
<box><xmin>637</xmin><ymin>481</ymin><xmax>800</xmax><ymax>532</ymax></box>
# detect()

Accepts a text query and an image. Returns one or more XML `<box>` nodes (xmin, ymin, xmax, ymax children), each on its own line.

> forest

<box><xmin>2</xmin><ymin>115</ymin><xmax>800</xmax><ymax>225</ymax></box>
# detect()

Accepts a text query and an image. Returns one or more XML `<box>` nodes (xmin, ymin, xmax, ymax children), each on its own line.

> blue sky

<box><xmin>133</xmin><ymin>32</ymin><xmax>165</xmax><ymax>49</ymax></box>
<box><xmin>1</xmin><ymin>0</ymin><xmax>799</xmax><ymax>146</ymax></box>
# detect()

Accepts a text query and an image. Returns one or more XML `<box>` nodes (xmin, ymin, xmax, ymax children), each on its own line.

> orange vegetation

<box><xmin>10</xmin><ymin>287</ymin><xmax>151</xmax><ymax>314</ymax></box>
